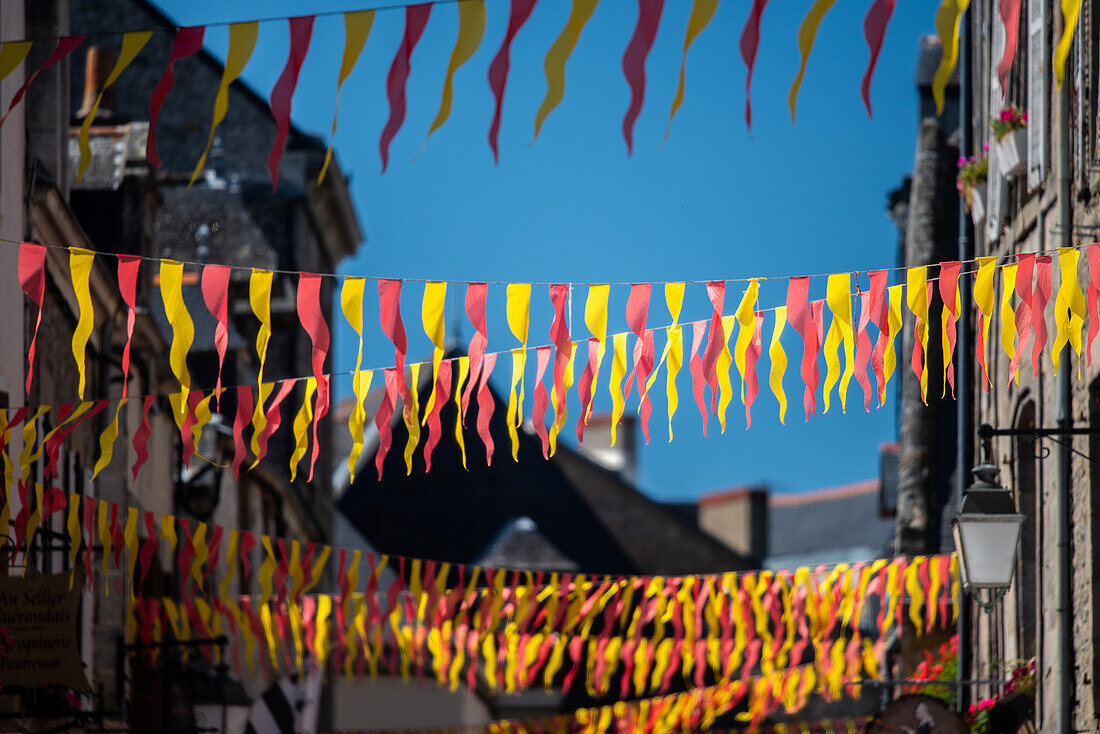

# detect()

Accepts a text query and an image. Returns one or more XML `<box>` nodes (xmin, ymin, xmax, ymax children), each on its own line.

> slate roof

<box><xmin>765</xmin><ymin>479</ymin><xmax>895</xmax><ymax>570</ymax></box>
<box><xmin>336</xmin><ymin>349</ymin><xmax>752</xmax><ymax>578</ymax></box>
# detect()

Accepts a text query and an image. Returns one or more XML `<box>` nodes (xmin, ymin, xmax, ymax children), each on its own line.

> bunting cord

<box><xmin>0</xmin><ymin>233</ymin><xmax>1087</xmax><ymax>287</ymax></box>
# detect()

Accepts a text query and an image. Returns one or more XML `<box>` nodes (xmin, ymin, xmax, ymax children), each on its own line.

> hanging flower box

<box><xmin>958</xmin><ymin>152</ymin><xmax>988</xmax><ymax>226</ymax></box>
<box><xmin>993</xmin><ymin>106</ymin><xmax>1027</xmax><ymax>178</ymax></box>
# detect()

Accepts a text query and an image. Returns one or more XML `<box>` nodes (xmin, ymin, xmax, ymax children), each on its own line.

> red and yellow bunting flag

<box><xmin>320</xmin><ymin>11</ymin><xmax>374</xmax><ymax>183</ymax></box>
<box><xmin>379</xmin><ymin>5</ymin><xmax>432</xmax><ymax>173</ymax></box>
<box><xmin>267</xmin><ymin>16</ymin><xmax>315</xmax><ymax>190</ymax></box>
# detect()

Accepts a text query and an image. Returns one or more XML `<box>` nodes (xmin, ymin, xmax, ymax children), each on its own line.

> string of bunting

<box><xmin>7</xmin><ymin>482</ymin><xmax>955</xmax><ymax>714</ymax></box>
<box><xmin>0</xmin><ymin>0</ymin><xmax>1062</xmax><ymax>179</ymax></box>
<box><xmin>11</xmin><ymin>239</ymin><xmax>1100</xmax><ymax>485</ymax></box>
<box><xmin>323</xmin><ymin>712</ymin><xmax>870</xmax><ymax>734</ymax></box>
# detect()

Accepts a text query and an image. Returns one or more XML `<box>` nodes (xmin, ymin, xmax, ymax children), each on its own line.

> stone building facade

<box><xmin>954</xmin><ymin>0</ymin><xmax>1096</xmax><ymax>730</ymax></box>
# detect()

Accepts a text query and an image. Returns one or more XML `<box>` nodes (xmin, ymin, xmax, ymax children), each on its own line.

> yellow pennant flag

<box><xmin>315</xmin><ymin>594</ymin><xmax>334</xmax><ymax>665</ymax></box>
<box><xmin>667</xmin><ymin>0</ymin><xmax>720</xmax><ymax>136</ymax></box>
<box><xmin>715</xmin><ymin>315</ymin><xmax>737</xmax><ymax>432</ymax></box>
<box><xmin>974</xmin><ymin>256</ymin><xmax>997</xmax><ymax>389</ymax></box>
<box><xmin>905</xmin><ymin>557</ymin><xmax>926</xmax><ymax>636</ymax></box>
<box><xmin>320</xmin><ymin>11</ymin><xmax>375</xmax><ymax>184</ymax></box>
<box><xmin>159</xmin><ymin>260</ymin><xmax>194</xmax><ymax>428</ymax></box>
<box><xmin>584</xmin><ymin>284</ymin><xmax>610</xmax><ymax>423</ymax></box>
<box><xmin>609</xmin><ymin>333</ymin><xmax>629</xmax><ymax>446</ymax></box>
<box><xmin>548</xmin><ymin>350</ymin><xmax>575</xmax><ymax>455</ymax></box>
<box><xmin>259</xmin><ymin>536</ymin><xmax>277</xmax><ymax>604</ymax></box>
<box><xmin>770</xmin><ymin>306</ymin><xmax>789</xmax><ymax>424</ymax></box>
<box><xmin>404</xmin><ymin>363</ymin><xmax>422</xmax><ymax>475</ymax></box>
<box><xmin>454</xmin><ymin>356</ymin><xmax>470</xmax><ymax>469</ymax></box>
<box><xmin>884</xmin><ymin>285</ymin><xmax>904</xmax><ymax>395</ymax></box>
<box><xmin>18</xmin><ymin>406</ymin><xmax>48</xmax><ymax>483</ymax></box>
<box><xmin>1001</xmin><ymin>263</ymin><xmax>1019</xmax><ymax>380</ymax></box>
<box><xmin>534</xmin><ymin>0</ymin><xmax>600</xmax><ymax>139</ymax></box>
<box><xmin>341</xmin><ymin>277</ymin><xmax>368</xmax><ymax>480</ymax></box>
<box><xmin>822</xmin><ymin>273</ymin><xmax>855</xmax><ymax>413</ymax></box>
<box><xmin>906</xmin><ymin>266</ymin><xmax>930</xmax><ymax>403</ymax></box>
<box><xmin>124</xmin><ymin>507</ymin><xmax>139</xmax><ymax>597</ymax></box>
<box><xmin>161</xmin><ymin>515</ymin><xmax>177</xmax><ymax>559</ymax></box>
<box><xmin>788</xmin><ymin>0</ymin><xmax>838</xmax><ymax>122</ymax></box>
<box><xmin>427</xmin><ymin>1</ymin><xmax>485</xmax><ymax>142</ymax></box>
<box><xmin>67</xmin><ymin>495</ymin><xmax>81</xmax><ymax>589</ymax></box>
<box><xmin>0</xmin><ymin>41</ymin><xmax>32</xmax><ymax>83</ymax></box>
<box><xmin>190</xmin><ymin>22</ymin><xmax>260</xmax><ymax>186</ymax></box>
<box><xmin>1055</xmin><ymin>0</ymin><xmax>1083</xmax><ymax>89</ymax></box>
<box><xmin>69</xmin><ymin>248</ymin><xmax>96</xmax><ymax>398</ymax></box>
<box><xmin>733</xmin><ymin>280</ymin><xmax>760</xmax><ymax>404</ymax></box>
<box><xmin>289</xmin><ymin>378</ymin><xmax>317</xmax><ymax>482</ymax></box>
<box><xmin>421</xmin><ymin>281</ymin><xmax>447</xmax><ymax>418</ymax></box>
<box><xmin>248</xmin><ymin>269</ymin><xmax>274</xmax><ymax>459</ymax></box>
<box><xmin>644</xmin><ymin>284</ymin><xmax>684</xmax><ymax>434</ymax></box>
<box><xmin>219</xmin><ymin>529</ymin><xmax>239</xmax><ymax>601</ymax></box>
<box><xmin>506</xmin><ymin>284</ymin><xmax>531</xmax><ymax>461</ymax></box>
<box><xmin>78</xmin><ymin>31</ymin><xmax>152</xmax><ymax>181</ymax></box>
<box><xmin>93</xmin><ymin>400</ymin><xmax>126</xmax><ymax>480</ymax></box>
<box><xmin>1052</xmin><ymin>247</ymin><xmax>1087</xmax><ymax>375</ymax></box>
<box><xmin>666</xmin><ymin>325</ymin><xmax>684</xmax><ymax>440</ymax></box>
<box><xmin>189</xmin><ymin>522</ymin><xmax>209</xmax><ymax>589</ymax></box>
<box><xmin>932</xmin><ymin>0</ymin><xmax>971</xmax><ymax>114</ymax></box>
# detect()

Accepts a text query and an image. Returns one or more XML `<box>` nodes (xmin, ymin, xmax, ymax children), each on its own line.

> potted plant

<box><xmin>993</xmin><ymin>105</ymin><xmax>1028</xmax><ymax>177</ymax></box>
<box><xmin>958</xmin><ymin>151</ymin><xmax>989</xmax><ymax>226</ymax></box>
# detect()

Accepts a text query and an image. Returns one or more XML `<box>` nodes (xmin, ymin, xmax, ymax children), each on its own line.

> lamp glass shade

<box><xmin>952</xmin><ymin>513</ymin><xmax>1024</xmax><ymax>589</ymax></box>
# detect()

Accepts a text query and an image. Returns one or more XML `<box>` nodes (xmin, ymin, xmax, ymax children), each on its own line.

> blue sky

<box><xmin>154</xmin><ymin>0</ymin><xmax>935</xmax><ymax>500</ymax></box>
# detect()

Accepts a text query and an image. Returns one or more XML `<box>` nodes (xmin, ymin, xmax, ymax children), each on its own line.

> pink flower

<box><xmin>1000</xmin><ymin>108</ymin><xmax>1014</xmax><ymax>122</ymax></box>
<box><xmin>980</xmin><ymin>699</ymin><xmax>995</xmax><ymax>710</ymax></box>
<box><xmin>958</xmin><ymin>156</ymin><xmax>968</xmax><ymax>167</ymax></box>
<box><xmin>1022</xmin><ymin>111</ymin><xmax>1028</xmax><ymax>122</ymax></box>
<box><xmin>983</xmin><ymin>142</ymin><xmax>991</xmax><ymax>152</ymax></box>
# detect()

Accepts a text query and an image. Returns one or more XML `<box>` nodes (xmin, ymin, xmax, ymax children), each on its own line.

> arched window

<box><xmin>1013</xmin><ymin>399</ymin><xmax>1037</xmax><ymax>660</ymax></box>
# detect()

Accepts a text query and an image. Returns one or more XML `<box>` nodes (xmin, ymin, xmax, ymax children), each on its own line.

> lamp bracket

<box><xmin>978</xmin><ymin>423</ymin><xmax>1100</xmax><ymax>439</ymax></box>
<box><xmin>968</xmin><ymin>585</ymin><xmax>1008</xmax><ymax>614</ymax></box>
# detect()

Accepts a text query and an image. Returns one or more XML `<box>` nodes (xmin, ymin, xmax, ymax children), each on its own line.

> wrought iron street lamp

<box><xmin>951</xmin><ymin>464</ymin><xmax>1024</xmax><ymax>613</ymax></box>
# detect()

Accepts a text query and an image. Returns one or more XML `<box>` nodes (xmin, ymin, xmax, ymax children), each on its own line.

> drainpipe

<box><xmin>1055</xmin><ymin>46</ymin><xmax>1074</xmax><ymax>734</ymax></box>
<box><xmin>955</xmin><ymin>5</ymin><xmax>972</xmax><ymax>714</ymax></box>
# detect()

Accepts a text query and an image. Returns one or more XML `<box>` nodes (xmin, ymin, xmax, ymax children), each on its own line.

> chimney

<box><xmin>697</xmin><ymin>486</ymin><xmax>769</xmax><ymax>562</ymax></box>
<box><xmin>78</xmin><ymin>47</ymin><xmax>117</xmax><ymax>120</ymax></box>
<box><xmin>578</xmin><ymin>413</ymin><xmax>637</xmax><ymax>485</ymax></box>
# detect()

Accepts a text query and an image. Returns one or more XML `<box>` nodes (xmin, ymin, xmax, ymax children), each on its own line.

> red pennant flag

<box><xmin>239</xmin><ymin>531</ymin><xmax>257</xmax><ymax>581</ymax></box>
<box><xmin>201</xmin><ymin>264</ymin><xmax>232</xmax><ymax>402</ymax></box>
<box><xmin>745</xmin><ymin>313</ymin><xmax>764</xmax><ymax>427</ymax></box>
<box><xmin>268</xmin><ymin>17</ymin><xmax>315</xmax><ymax>189</ymax></box>
<box><xmin>1</xmin><ymin>36</ymin><xmax>87</xmax><ymax>129</ymax></box>
<box><xmin>997</xmin><ymin>0</ymin><xmax>1023</xmax><ymax>99</ymax></box>
<box><xmin>861</xmin><ymin>0</ymin><xmax>896</xmax><ymax>117</ymax></box>
<box><xmin>232</xmin><ymin>385</ymin><xmax>254</xmax><ymax>478</ymax></box>
<box><xmin>488</xmin><ymin>0</ymin><xmax>537</xmax><ymax>163</ymax></box>
<box><xmin>204</xmin><ymin>525</ymin><xmax>224</xmax><ymax>585</ymax></box>
<box><xmin>375</xmin><ymin>368</ymin><xmax>399</xmax><ymax>479</ymax></box>
<box><xmin>379</xmin><ymin>4</ymin><xmax>432</xmax><ymax>172</ymax></box>
<box><xmin>462</xmin><ymin>283</ymin><xmax>489</xmax><ymax>422</ymax></box>
<box><xmin>12</xmin><ymin>482</ymin><xmax>30</xmax><ymax>549</ymax></box>
<box><xmin>702</xmin><ymin>281</ymin><xmax>726</xmax><ymax>413</ymax></box>
<box><xmin>18</xmin><ymin>242</ymin><xmax>47</xmax><ymax>394</ymax></box>
<box><xmin>274</xmin><ymin>538</ymin><xmax>290</xmax><ymax>602</ymax></box>
<box><xmin>297</xmin><ymin>273</ymin><xmax>331</xmax><ymax>482</ymax></box>
<box><xmin>868</xmin><ymin>270</ymin><xmax>890</xmax><ymax>404</ymax></box>
<box><xmin>110</xmin><ymin>503</ymin><xmax>124</xmax><ymax>571</ymax></box>
<box><xmin>576</xmin><ymin>338</ymin><xmax>599</xmax><ymax>446</ymax></box>
<box><xmin>252</xmin><ymin>379</ymin><xmax>296</xmax><ymax>465</ymax></box>
<box><xmin>424</xmin><ymin>359</ymin><xmax>452</xmax><ymax>472</ymax></box>
<box><xmin>477</xmin><ymin>353</ymin><xmax>498</xmax><ymax>466</ymax></box>
<box><xmin>139</xmin><ymin>510</ymin><xmax>157</xmax><ymax>587</ymax></box>
<box><xmin>531</xmin><ymin>346</ymin><xmax>552</xmax><ymax>459</ymax></box>
<box><xmin>131</xmin><ymin>395</ymin><xmax>156</xmax><ymax>481</ymax></box>
<box><xmin>117</xmin><ymin>255</ymin><xmax>141</xmax><ymax>395</ymax></box>
<box><xmin>45</xmin><ymin>400</ymin><xmax>109</xmax><ymax>480</ymax></box>
<box><xmin>786</xmin><ymin>277</ymin><xmax>818</xmax><ymax>420</ymax></box>
<box><xmin>621</xmin><ymin>0</ymin><xmax>665</xmax><ymax>154</ymax></box>
<box><xmin>378</xmin><ymin>279</ymin><xmax>411</xmax><ymax>410</ymax></box>
<box><xmin>1087</xmin><ymin>244</ymin><xmax>1100</xmax><ymax>366</ymax></box>
<box><xmin>148</xmin><ymin>27</ymin><xmax>205</xmax><ymax>169</ymax></box>
<box><xmin>854</xmin><ymin>292</ymin><xmax>874</xmax><ymax>411</ymax></box>
<box><xmin>548</xmin><ymin>284</ymin><xmax>572</xmax><ymax>433</ymax></box>
<box><xmin>689</xmin><ymin>320</ymin><xmax>709</xmax><ymax>435</ymax></box>
<box><xmin>1032</xmin><ymin>255</ymin><xmax>1053</xmax><ymax>377</ymax></box>
<box><xmin>740</xmin><ymin>0</ymin><xmax>770</xmax><ymax>131</ymax></box>
<box><xmin>939</xmin><ymin>261</ymin><xmax>962</xmax><ymax>396</ymax></box>
<box><xmin>1009</xmin><ymin>254</ymin><xmax>1034</xmax><ymax>383</ymax></box>
<box><xmin>624</xmin><ymin>284</ymin><xmax>653</xmax><ymax>399</ymax></box>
